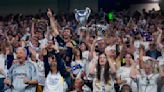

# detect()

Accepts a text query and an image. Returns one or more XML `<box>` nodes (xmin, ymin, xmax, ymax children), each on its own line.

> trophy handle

<box><xmin>74</xmin><ymin>9</ymin><xmax>79</xmax><ymax>22</ymax></box>
<box><xmin>75</xmin><ymin>13</ymin><xmax>79</xmax><ymax>22</ymax></box>
<box><xmin>74</xmin><ymin>9</ymin><xmax>78</xmax><ymax>13</ymax></box>
<box><xmin>85</xmin><ymin>7</ymin><xmax>91</xmax><ymax>18</ymax></box>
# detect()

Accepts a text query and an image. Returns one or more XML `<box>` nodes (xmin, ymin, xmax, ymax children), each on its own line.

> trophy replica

<box><xmin>75</xmin><ymin>7</ymin><xmax>91</xmax><ymax>26</ymax></box>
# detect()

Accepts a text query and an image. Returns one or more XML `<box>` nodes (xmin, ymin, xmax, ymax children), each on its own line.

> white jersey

<box><xmin>39</xmin><ymin>38</ymin><xmax>48</xmax><ymax>49</ymax></box>
<box><xmin>92</xmin><ymin>78</ymin><xmax>115</xmax><ymax>92</ymax></box>
<box><xmin>71</xmin><ymin>59</ymin><xmax>86</xmax><ymax>78</ymax></box>
<box><xmin>117</xmin><ymin>66</ymin><xmax>137</xmax><ymax>92</ymax></box>
<box><xmin>117</xmin><ymin>67</ymin><xmax>132</xmax><ymax>84</ymax></box>
<box><xmin>136</xmin><ymin>74</ymin><xmax>159</xmax><ymax>92</ymax></box>
<box><xmin>29</xmin><ymin>58</ymin><xmax>45</xmax><ymax>86</ymax></box>
<box><xmin>0</xmin><ymin>54</ymin><xmax>6</xmax><ymax>78</ymax></box>
<box><xmin>157</xmin><ymin>56</ymin><xmax>164</xmax><ymax>66</ymax></box>
<box><xmin>134</xmin><ymin>40</ymin><xmax>141</xmax><ymax>49</ymax></box>
<box><xmin>82</xmin><ymin>51</ymin><xmax>89</xmax><ymax>60</ymax></box>
<box><xmin>43</xmin><ymin>72</ymin><xmax>67</xmax><ymax>92</ymax></box>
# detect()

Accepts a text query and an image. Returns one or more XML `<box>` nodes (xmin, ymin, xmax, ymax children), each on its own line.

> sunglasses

<box><xmin>51</xmin><ymin>56</ymin><xmax>55</xmax><ymax>59</ymax></box>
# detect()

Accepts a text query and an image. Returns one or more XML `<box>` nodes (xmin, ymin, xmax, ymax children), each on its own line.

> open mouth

<box><xmin>100</xmin><ymin>60</ymin><xmax>105</xmax><ymax>64</ymax></box>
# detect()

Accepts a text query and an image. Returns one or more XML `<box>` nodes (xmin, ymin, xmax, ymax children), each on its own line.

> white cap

<box><xmin>105</xmin><ymin>45</ymin><xmax>116</xmax><ymax>51</ymax></box>
<box><xmin>96</xmin><ymin>37</ymin><xmax>104</xmax><ymax>41</ymax></box>
<box><xmin>143</xmin><ymin>56</ymin><xmax>152</xmax><ymax>62</ymax></box>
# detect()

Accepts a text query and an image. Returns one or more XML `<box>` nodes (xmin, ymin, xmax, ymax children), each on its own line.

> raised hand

<box><xmin>157</xmin><ymin>27</ymin><xmax>162</xmax><ymax>34</ymax></box>
<box><xmin>51</xmin><ymin>44</ymin><xmax>59</xmax><ymax>51</ymax></box>
<box><xmin>47</xmin><ymin>8</ymin><xmax>53</xmax><ymax>18</ymax></box>
<box><xmin>47</xmin><ymin>8</ymin><xmax>59</xmax><ymax>36</ymax></box>
<box><xmin>66</xmin><ymin>42</ymin><xmax>74</xmax><ymax>48</ymax></box>
<box><xmin>29</xmin><ymin>46</ymin><xmax>37</xmax><ymax>56</ymax></box>
<box><xmin>105</xmin><ymin>47</ymin><xmax>110</xmax><ymax>58</ymax></box>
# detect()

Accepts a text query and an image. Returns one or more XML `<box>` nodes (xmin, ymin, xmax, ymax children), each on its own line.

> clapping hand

<box><xmin>4</xmin><ymin>79</ymin><xmax>11</xmax><ymax>85</ymax></box>
<box><xmin>157</xmin><ymin>27</ymin><xmax>162</xmax><ymax>34</ymax></box>
<box><xmin>24</xmin><ymin>77</ymin><xmax>30</xmax><ymax>84</ymax></box>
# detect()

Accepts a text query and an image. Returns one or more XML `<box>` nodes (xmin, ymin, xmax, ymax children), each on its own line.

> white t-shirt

<box><xmin>39</xmin><ymin>38</ymin><xmax>48</xmax><ymax>49</ymax></box>
<box><xmin>134</xmin><ymin>40</ymin><xmax>141</xmax><ymax>49</ymax></box>
<box><xmin>82</xmin><ymin>51</ymin><xmax>89</xmax><ymax>60</ymax></box>
<box><xmin>21</xmin><ymin>33</ymin><xmax>30</xmax><ymax>41</ymax></box>
<box><xmin>136</xmin><ymin>73</ymin><xmax>159</xmax><ymax>92</ymax></box>
<box><xmin>134</xmin><ymin>40</ymin><xmax>150</xmax><ymax>50</ymax></box>
<box><xmin>117</xmin><ymin>66</ymin><xmax>137</xmax><ymax>92</ymax></box>
<box><xmin>92</xmin><ymin>78</ymin><xmax>115</xmax><ymax>92</ymax></box>
<box><xmin>71</xmin><ymin>59</ymin><xmax>86</xmax><ymax>78</ymax></box>
<box><xmin>157</xmin><ymin>56</ymin><xmax>164</xmax><ymax>66</ymax></box>
<box><xmin>105</xmin><ymin>45</ymin><xmax>116</xmax><ymax>51</ymax></box>
<box><xmin>43</xmin><ymin>72</ymin><xmax>66</xmax><ymax>92</ymax></box>
<box><xmin>117</xmin><ymin>67</ymin><xmax>132</xmax><ymax>85</ymax></box>
<box><xmin>84</xmin><ymin>58</ymin><xmax>97</xmax><ymax>81</ymax></box>
<box><xmin>0</xmin><ymin>54</ymin><xmax>6</xmax><ymax>78</ymax></box>
<box><xmin>29</xmin><ymin>58</ymin><xmax>45</xmax><ymax>86</ymax></box>
<box><xmin>141</xmin><ymin>41</ymin><xmax>150</xmax><ymax>50</ymax></box>
<box><xmin>133</xmin><ymin>50</ymin><xmax>139</xmax><ymax>61</ymax></box>
<box><xmin>28</xmin><ymin>42</ymin><xmax>40</xmax><ymax>52</ymax></box>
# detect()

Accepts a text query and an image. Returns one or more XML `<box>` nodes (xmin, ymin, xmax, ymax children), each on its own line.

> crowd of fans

<box><xmin>0</xmin><ymin>8</ymin><xmax>163</xmax><ymax>92</ymax></box>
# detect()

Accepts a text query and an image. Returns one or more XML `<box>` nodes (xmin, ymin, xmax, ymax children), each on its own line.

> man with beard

<box><xmin>47</xmin><ymin>9</ymin><xmax>74</xmax><ymax>47</ymax></box>
<box><xmin>47</xmin><ymin>8</ymin><xmax>75</xmax><ymax>68</ymax></box>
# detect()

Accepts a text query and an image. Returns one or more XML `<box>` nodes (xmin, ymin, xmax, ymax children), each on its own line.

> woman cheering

<box><xmin>43</xmin><ymin>54</ymin><xmax>67</xmax><ymax>92</ymax></box>
<box><xmin>93</xmin><ymin>49</ymin><xmax>116</xmax><ymax>92</ymax></box>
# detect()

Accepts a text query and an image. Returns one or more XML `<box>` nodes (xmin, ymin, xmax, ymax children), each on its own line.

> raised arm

<box><xmin>45</xmin><ymin>20</ymin><xmax>51</xmax><ymax>39</ymax></box>
<box><xmin>51</xmin><ymin>44</ymin><xmax>72</xmax><ymax>86</ymax></box>
<box><xmin>127</xmin><ymin>35</ymin><xmax>135</xmax><ymax>54</ymax></box>
<box><xmin>130</xmin><ymin>62</ymin><xmax>139</xmax><ymax>79</ymax></box>
<box><xmin>159</xmin><ymin>65</ymin><xmax>164</xmax><ymax>77</ymax></box>
<box><xmin>88</xmin><ymin>38</ymin><xmax>97</xmax><ymax>61</ymax></box>
<box><xmin>105</xmin><ymin>49</ymin><xmax>116</xmax><ymax>74</ymax></box>
<box><xmin>47</xmin><ymin>9</ymin><xmax>59</xmax><ymax>37</ymax></box>
<box><xmin>28</xmin><ymin>46</ymin><xmax>37</xmax><ymax>57</ymax></box>
<box><xmin>51</xmin><ymin>44</ymin><xmax>71</xmax><ymax>77</ymax></box>
<box><xmin>31</xmin><ymin>19</ymin><xmax>35</xmax><ymax>37</ymax></box>
<box><xmin>139</xmin><ymin>45</ymin><xmax>145</xmax><ymax>69</ymax></box>
<box><xmin>157</xmin><ymin>27</ymin><xmax>163</xmax><ymax>50</ymax></box>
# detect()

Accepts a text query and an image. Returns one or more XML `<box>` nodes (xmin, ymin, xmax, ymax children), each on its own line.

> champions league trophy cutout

<box><xmin>75</xmin><ymin>7</ymin><xmax>91</xmax><ymax>26</ymax></box>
